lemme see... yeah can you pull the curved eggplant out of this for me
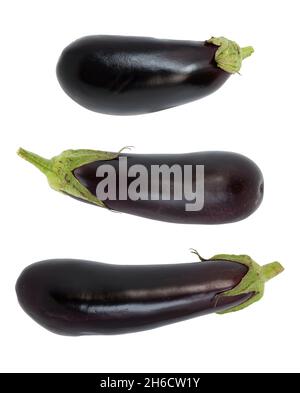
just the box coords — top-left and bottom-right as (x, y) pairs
(18, 148), (264, 224)
(16, 254), (283, 335)
(56, 35), (254, 115)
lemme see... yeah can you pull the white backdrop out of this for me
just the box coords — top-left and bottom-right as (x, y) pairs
(1, 0), (299, 372)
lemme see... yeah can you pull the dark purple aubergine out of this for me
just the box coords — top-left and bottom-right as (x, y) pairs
(17, 148), (264, 224)
(15, 254), (283, 335)
(56, 35), (254, 115)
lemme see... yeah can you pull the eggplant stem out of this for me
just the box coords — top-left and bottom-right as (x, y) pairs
(241, 46), (254, 60)
(209, 254), (284, 314)
(17, 147), (122, 208)
(17, 148), (52, 177)
(261, 262), (284, 282)
(206, 36), (254, 74)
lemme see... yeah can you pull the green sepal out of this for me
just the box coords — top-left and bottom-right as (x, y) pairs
(206, 36), (254, 74)
(18, 148), (121, 208)
(209, 254), (284, 314)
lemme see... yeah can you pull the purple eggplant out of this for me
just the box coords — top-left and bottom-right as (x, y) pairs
(16, 254), (283, 335)
(56, 35), (254, 115)
(17, 148), (264, 225)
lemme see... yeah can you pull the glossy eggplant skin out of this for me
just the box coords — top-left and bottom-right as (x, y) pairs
(16, 259), (251, 336)
(56, 35), (229, 115)
(74, 151), (264, 224)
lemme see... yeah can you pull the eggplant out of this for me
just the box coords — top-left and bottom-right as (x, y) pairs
(18, 148), (263, 224)
(18, 148), (264, 224)
(16, 254), (283, 335)
(56, 35), (254, 115)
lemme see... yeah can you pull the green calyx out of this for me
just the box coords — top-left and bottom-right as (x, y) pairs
(17, 147), (121, 208)
(210, 254), (284, 314)
(206, 36), (254, 74)
(191, 251), (284, 313)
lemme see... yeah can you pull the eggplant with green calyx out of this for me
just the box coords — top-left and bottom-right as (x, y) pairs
(18, 147), (264, 225)
(56, 35), (254, 115)
(16, 253), (283, 336)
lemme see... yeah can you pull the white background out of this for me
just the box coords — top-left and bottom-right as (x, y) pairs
(1, 0), (299, 373)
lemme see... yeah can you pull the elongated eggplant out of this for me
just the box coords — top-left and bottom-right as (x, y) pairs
(16, 254), (283, 335)
(56, 35), (254, 115)
(18, 148), (264, 224)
